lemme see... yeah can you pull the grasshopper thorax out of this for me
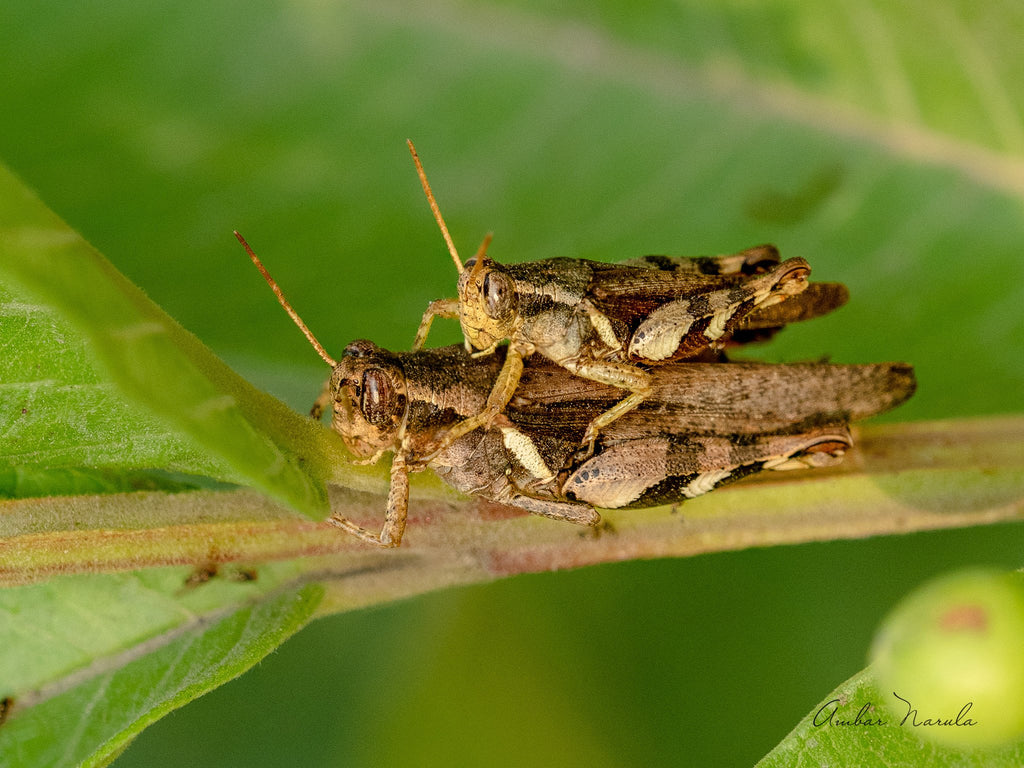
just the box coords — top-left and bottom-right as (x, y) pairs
(457, 256), (518, 351)
(330, 340), (409, 458)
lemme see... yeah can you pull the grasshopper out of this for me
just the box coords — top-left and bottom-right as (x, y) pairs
(427, 351), (915, 513)
(237, 232), (913, 547)
(407, 141), (849, 452)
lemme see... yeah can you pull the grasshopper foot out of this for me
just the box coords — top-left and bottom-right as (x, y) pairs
(574, 428), (599, 464)
(327, 515), (402, 548)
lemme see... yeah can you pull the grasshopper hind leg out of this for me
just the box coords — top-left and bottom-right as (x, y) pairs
(628, 257), (810, 362)
(507, 494), (601, 527)
(560, 357), (654, 452)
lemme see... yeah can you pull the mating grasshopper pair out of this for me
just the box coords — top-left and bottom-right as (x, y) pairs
(237, 145), (914, 547)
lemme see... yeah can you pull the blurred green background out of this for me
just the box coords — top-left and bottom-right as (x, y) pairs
(1, 0), (1022, 765)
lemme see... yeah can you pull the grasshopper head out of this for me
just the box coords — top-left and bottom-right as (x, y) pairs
(330, 340), (409, 458)
(456, 256), (518, 351)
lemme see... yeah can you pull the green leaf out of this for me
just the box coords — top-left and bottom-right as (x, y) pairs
(0, 467), (229, 500)
(0, 570), (323, 768)
(757, 667), (1024, 767)
(0, 166), (355, 519)
(0, 278), (234, 482)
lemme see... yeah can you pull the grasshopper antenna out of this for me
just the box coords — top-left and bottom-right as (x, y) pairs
(407, 139), (463, 274)
(234, 231), (337, 368)
(473, 232), (493, 262)
(469, 232), (492, 282)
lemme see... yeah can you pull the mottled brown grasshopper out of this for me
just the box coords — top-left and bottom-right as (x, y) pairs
(237, 232), (913, 547)
(407, 141), (849, 451)
(331, 341), (914, 544)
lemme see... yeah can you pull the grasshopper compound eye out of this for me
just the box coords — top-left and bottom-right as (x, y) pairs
(360, 368), (402, 428)
(482, 270), (514, 319)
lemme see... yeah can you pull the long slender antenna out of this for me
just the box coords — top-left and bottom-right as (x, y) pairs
(407, 139), (463, 274)
(472, 232), (493, 262)
(234, 231), (337, 368)
(468, 232), (491, 283)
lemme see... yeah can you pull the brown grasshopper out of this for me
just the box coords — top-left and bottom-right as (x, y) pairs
(237, 232), (913, 547)
(417, 349), (915, 515)
(407, 141), (849, 452)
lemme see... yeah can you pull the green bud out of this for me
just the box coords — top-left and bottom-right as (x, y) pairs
(871, 568), (1024, 749)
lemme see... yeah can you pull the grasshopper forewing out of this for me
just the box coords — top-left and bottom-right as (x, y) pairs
(442, 352), (915, 512)
(237, 227), (912, 547)
(406, 141), (849, 453)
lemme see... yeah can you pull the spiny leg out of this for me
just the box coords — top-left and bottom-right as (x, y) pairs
(327, 452), (410, 547)
(412, 235), (493, 350)
(761, 428), (852, 471)
(413, 298), (460, 350)
(422, 345), (526, 462)
(506, 493), (601, 526)
(562, 357), (653, 450)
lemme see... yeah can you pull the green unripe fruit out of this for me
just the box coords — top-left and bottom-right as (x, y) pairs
(871, 568), (1024, 749)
